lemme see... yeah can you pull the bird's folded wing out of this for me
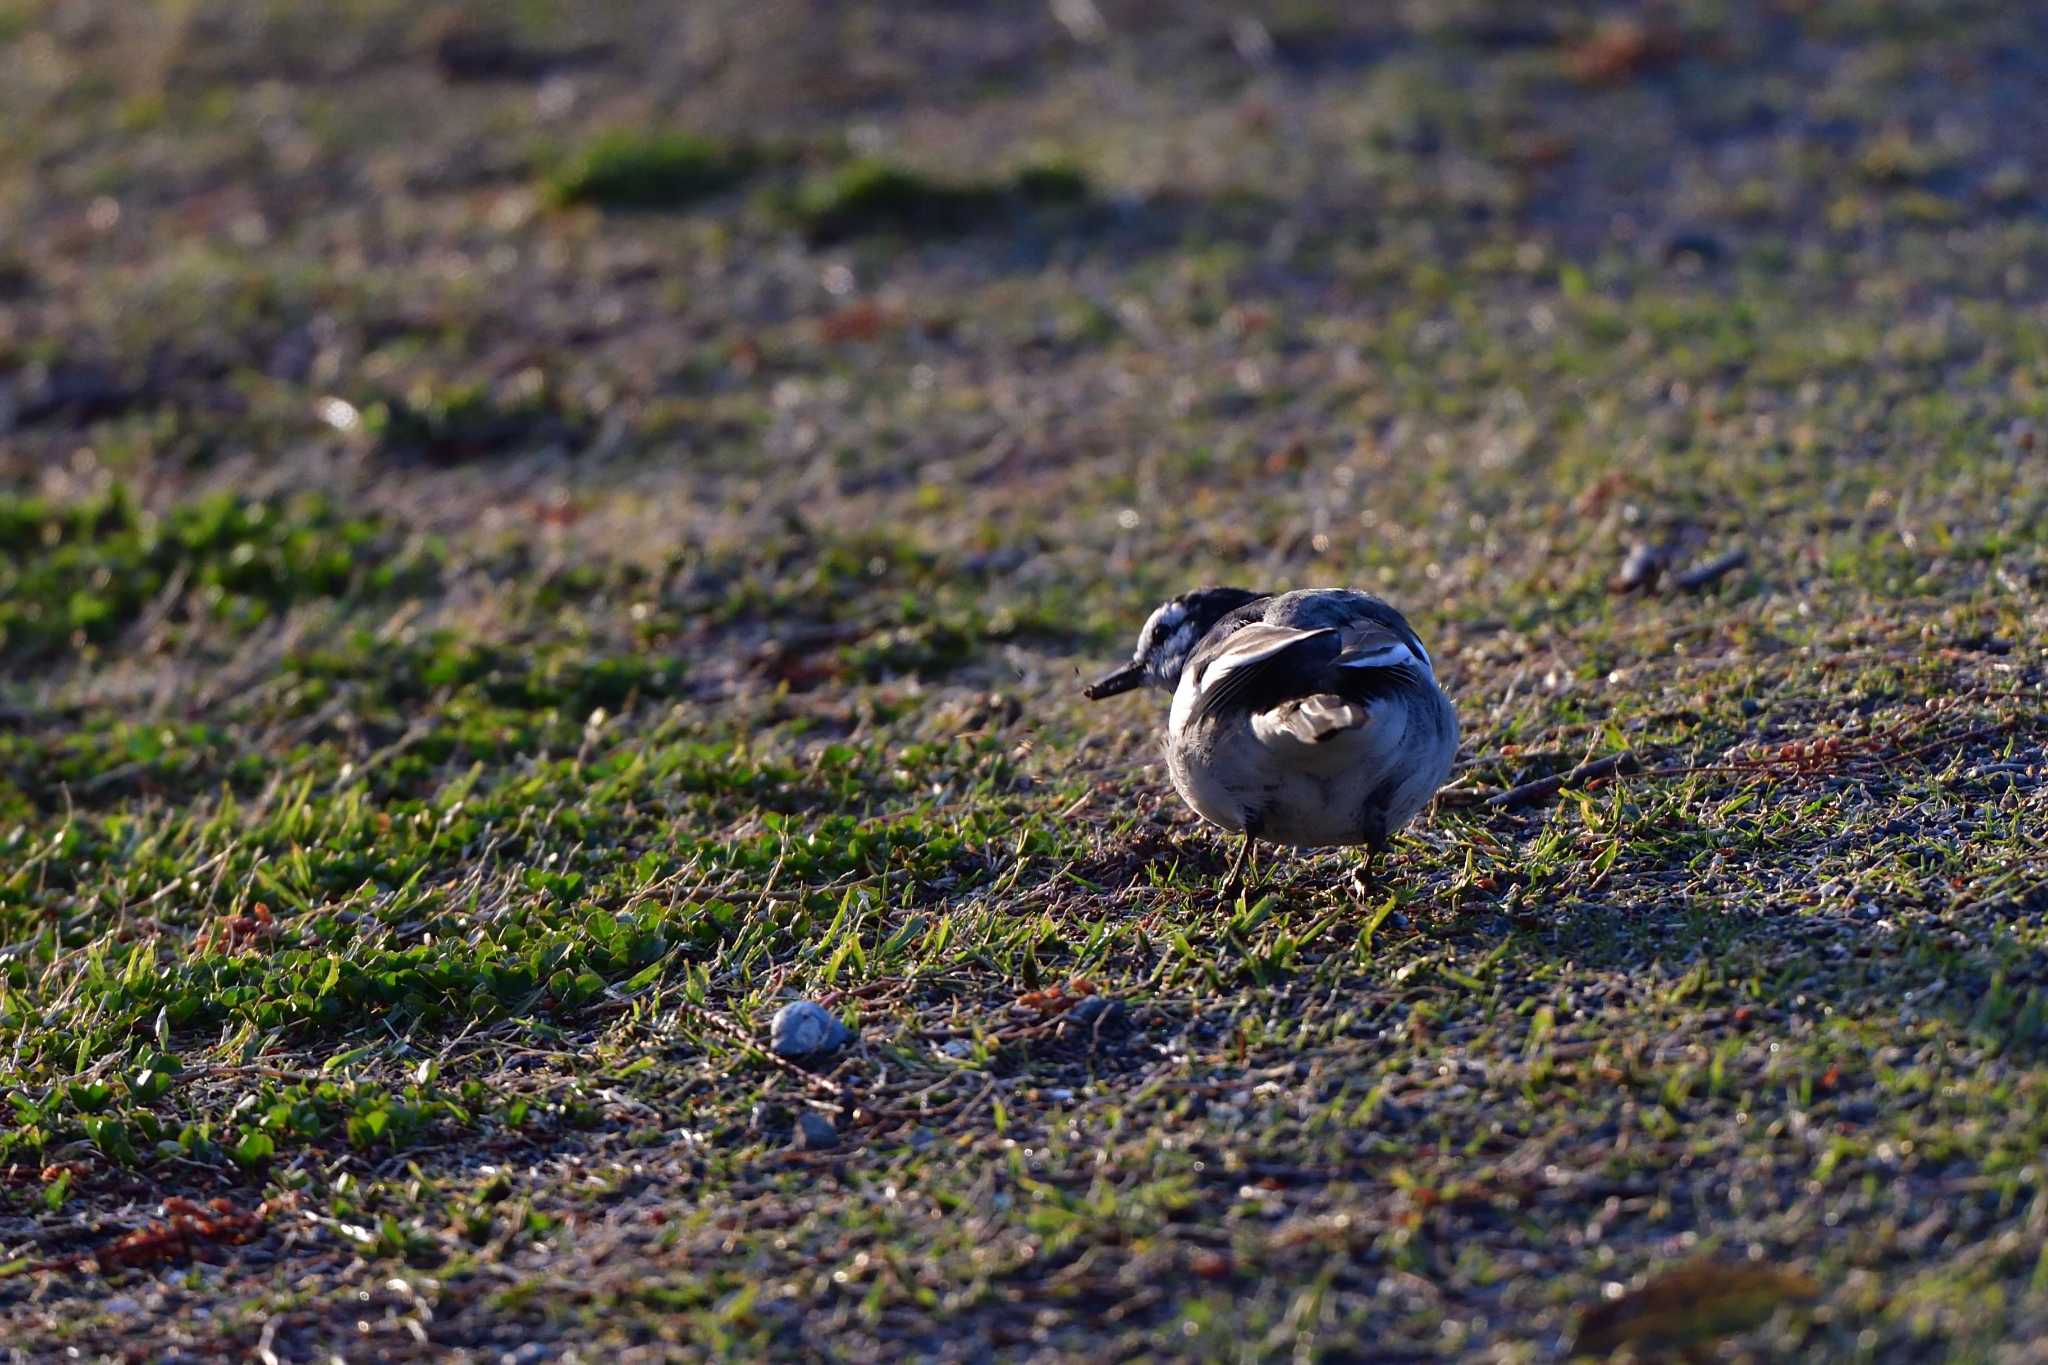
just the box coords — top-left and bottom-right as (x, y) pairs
(1248, 623), (1426, 751)
(1331, 618), (1428, 674)
(1181, 624), (1341, 726)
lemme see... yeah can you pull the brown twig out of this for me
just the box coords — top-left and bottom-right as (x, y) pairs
(1672, 548), (1748, 591)
(1486, 753), (1641, 810)
(1461, 681), (2040, 810)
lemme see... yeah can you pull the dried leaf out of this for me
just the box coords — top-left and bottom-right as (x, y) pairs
(197, 903), (277, 954)
(1016, 978), (1097, 1014)
(36, 1194), (290, 1274)
(1565, 19), (1683, 85)
(1574, 1260), (1818, 1354)
(817, 300), (899, 345)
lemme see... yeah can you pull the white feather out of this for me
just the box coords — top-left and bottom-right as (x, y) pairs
(1251, 695), (1370, 747)
(1336, 640), (1423, 672)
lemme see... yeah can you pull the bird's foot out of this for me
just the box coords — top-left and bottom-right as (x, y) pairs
(1346, 850), (1384, 904)
(1222, 835), (1259, 904)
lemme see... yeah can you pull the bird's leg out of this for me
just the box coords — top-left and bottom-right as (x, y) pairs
(1348, 845), (1380, 903)
(1223, 833), (1256, 901)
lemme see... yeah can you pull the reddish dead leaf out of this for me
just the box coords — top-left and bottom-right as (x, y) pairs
(198, 903), (277, 955)
(1504, 133), (1573, 169)
(1225, 305), (1272, 336)
(1190, 1250), (1232, 1279)
(1565, 18), (1683, 85)
(1261, 439), (1309, 476)
(1574, 1260), (1818, 1355)
(1016, 978), (1098, 1014)
(1573, 470), (1631, 515)
(756, 647), (842, 691)
(4, 1162), (91, 1188)
(39, 1195), (288, 1274)
(817, 300), (899, 345)
(1821, 1064), (1841, 1091)
(532, 495), (581, 528)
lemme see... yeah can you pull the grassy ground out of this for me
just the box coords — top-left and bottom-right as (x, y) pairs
(2, 0), (2047, 1359)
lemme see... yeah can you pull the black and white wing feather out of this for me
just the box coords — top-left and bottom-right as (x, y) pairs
(1172, 623), (1341, 730)
(1169, 597), (1433, 742)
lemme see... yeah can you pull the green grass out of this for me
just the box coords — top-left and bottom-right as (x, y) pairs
(542, 131), (755, 211)
(2, 0), (2047, 1359)
(784, 157), (1093, 243)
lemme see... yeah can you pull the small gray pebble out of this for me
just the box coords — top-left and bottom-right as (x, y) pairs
(1662, 230), (1726, 266)
(908, 1126), (938, 1151)
(793, 1110), (838, 1151)
(771, 1001), (851, 1059)
(1063, 995), (1126, 1034)
(500, 1344), (553, 1365)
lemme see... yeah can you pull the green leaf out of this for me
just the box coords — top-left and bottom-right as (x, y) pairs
(233, 1130), (275, 1166)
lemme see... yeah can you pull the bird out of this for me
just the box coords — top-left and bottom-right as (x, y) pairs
(1083, 587), (1458, 897)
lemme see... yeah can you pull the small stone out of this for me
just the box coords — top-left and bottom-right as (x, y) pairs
(1661, 229), (1726, 267)
(793, 1110), (838, 1151)
(499, 1344), (553, 1365)
(1061, 995), (1126, 1037)
(749, 1102), (790, 1135)
(1610, 541), (1664, 593)
(908, 1127), (938, 1151)
(771, 1001), (851, 1060)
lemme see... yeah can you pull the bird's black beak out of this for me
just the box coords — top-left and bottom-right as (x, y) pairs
(1083, 662), (1145, 700)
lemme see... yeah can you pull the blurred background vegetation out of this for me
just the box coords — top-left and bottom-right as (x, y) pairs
(2, 1), (2047, 1360)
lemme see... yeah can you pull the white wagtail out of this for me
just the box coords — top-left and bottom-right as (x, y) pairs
(1084, 587), (1458, 893)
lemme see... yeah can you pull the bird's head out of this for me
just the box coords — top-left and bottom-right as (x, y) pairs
(1082, 587), (1269, 700)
